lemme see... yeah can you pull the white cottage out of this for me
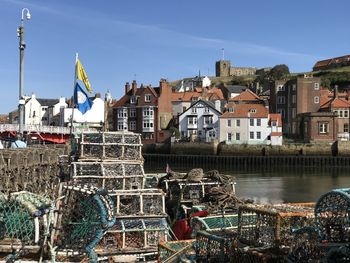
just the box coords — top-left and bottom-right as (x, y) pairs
(178, 100), (221, 142)
(219, 102), (283, 145)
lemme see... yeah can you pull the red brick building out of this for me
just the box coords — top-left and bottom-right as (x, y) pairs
(270, 76), (322, 135)
(113, 79), (173, 144)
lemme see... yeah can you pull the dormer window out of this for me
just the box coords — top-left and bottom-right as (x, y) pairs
(130, 96), (136, 104)
(228, 108), (234, 113)
(145, 94), (151, 102)
(249, 109), (257, 113)
(191, 97), (198, 101)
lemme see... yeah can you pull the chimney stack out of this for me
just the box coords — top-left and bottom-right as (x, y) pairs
(334, 85), (338, 99)
(159, 78), (167, 95)
(132, 80), (137, 95)
(125, 82), (130, 94)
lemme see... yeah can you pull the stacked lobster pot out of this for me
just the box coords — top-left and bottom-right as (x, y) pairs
(55, 132), (169, 262)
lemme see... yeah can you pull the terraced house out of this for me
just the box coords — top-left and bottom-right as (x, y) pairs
(113, 79), (173, 144)
(219, 90), (282, 145)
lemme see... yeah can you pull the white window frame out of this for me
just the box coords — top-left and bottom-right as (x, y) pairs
(250, 131), (254, 139)
(130, 108), (136, 117)
(277, 96), (285, 104)
(145, 94), (151, 102)
(314, 96), (319, 104)
(236, 119), (240, 127)
(236, 132), (240, 140)
(191, 107), (197, 113)
(227, 133), (232, 141)
(314, 83), (320, 90)
(257, 131), (261, 140)
(204, 116), (213, 125)
(129, 120), (136, 130)
(250, 119), (254, 126)
(227, 119), (231, 127)
(257, 118), (261, 126)
(143, 107), (153, 117)
(143, 119), (154, 128)
(319, 122), (329, 134)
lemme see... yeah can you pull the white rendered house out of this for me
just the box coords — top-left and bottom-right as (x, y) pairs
(178, 99), (221, 142)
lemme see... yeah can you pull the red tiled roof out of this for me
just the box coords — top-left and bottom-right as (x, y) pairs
(113, 94), (130, 107)
(221, 103), (268, 118)
(208, 87), (224, 100)
(271, 132), (283, 136)
(269, 113), (282, 127)
(172, 92), (184, 101)
(320, 97), (350, 109)
(230, 89), (260, 102)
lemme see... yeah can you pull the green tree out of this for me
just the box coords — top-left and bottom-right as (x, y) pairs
(270, 64), (290, 80)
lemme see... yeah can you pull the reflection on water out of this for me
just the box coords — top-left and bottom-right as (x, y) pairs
(146, 166), (350, 204)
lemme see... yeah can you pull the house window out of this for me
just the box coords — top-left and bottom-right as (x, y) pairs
(117, 121), (125, 131)
(204, 116), (213, 124)
(227, 133), (232, 141)
(257, 131), (261, 140)
(250, 131), (254, 139)
(345, 110), (349, 118)
(250, 119), (254, 126)
(314, 96), (319, 104)
(191, 97), (198, 101)
(277, 109), (285, 118)
(257, 119), (261, 126)
(236, 119), (240, 127)
(314, 83), (320, 90)
(143, 107), (153, 116)
(188, 117), (197, 125)
(319, 122), (329, 134)
(228, 108), (234, 113)
(271, 121), (277, 127)
(205, 107), (210, 113)
(249, 109), (257, 113)
(344, 123), (349, 133)
(236, 133), (240, 140)
(143, 120), (154, 128)
(191, 107), (197, 113)
(182, 106), (187, 112)
(292, 95), (296, 104)
(227, 119), (231, 127)
(130, 108), (136, 117)
(292, 84), (296, 91)
(277, 96), (285, 104)
(118, 108), (127, 118)
(130, 96), (136, 104)
(277, 85), (285, 91)
(292, 108), (296, 118)
(145, 94), (151, 102)
(129, 121), (136, 130)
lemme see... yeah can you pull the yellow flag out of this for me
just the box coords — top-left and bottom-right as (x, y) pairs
(77, 59), (92, 93)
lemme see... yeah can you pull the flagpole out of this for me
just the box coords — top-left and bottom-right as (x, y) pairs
(70, 53), (78, 152)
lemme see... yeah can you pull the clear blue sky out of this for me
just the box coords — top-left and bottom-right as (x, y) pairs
(1, 0), (349, 114)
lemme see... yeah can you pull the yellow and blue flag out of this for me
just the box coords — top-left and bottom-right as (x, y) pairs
(74, 83), (93, 114)
(77, 59), (92, 93)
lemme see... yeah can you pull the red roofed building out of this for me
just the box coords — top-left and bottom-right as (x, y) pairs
(112, 79), (173, 144)
(313, 55), (350, 71)
(219, 101), (283, 145)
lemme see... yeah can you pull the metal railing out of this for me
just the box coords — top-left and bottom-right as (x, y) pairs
(0, 124), (96, 135)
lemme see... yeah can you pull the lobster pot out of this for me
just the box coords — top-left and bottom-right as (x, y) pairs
(195, 230), (237, 263)
(238, 203), (315, 248)
(71, 161), (145, 190)
(0, 192), (51, 251)
(160, 178), (235, 204)
(109, 189), (166, 218)
(98, 218), (169, 254)
(55, 186), (115, 255)
(158, 240), (195, 263)
(79, 132), (142, 161)
(315, 188), (350, 242)
(231, 246), (286, 263)
(191, 214), (240, 236)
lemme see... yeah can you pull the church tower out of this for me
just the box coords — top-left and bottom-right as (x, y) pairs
(215, 60), (231, 77)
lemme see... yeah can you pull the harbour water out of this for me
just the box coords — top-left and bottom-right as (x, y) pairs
(145, 165), (350, 204)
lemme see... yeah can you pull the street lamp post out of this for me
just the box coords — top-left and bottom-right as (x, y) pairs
(18, 8), (31, 136)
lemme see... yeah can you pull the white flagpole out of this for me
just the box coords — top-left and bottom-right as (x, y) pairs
(70, 53), (78, 140)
